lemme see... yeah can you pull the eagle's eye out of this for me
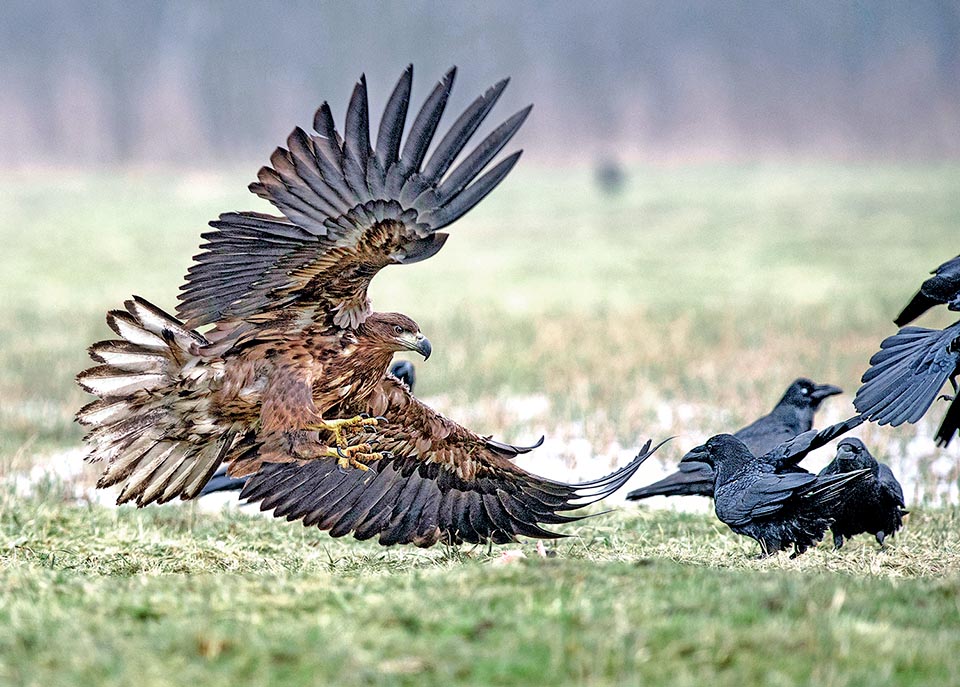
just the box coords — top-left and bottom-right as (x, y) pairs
(394, 325), (403, 335)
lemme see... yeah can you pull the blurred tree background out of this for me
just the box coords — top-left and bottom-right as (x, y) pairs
(2, 0), (959, 167)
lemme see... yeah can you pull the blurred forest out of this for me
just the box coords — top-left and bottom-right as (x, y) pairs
(2, 0), (959, 166)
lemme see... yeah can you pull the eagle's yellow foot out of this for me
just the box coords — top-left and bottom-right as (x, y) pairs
(335, 443), (386, 471)
(310, 415), (386, 448)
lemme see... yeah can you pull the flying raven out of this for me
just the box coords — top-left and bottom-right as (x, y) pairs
(855, 254), (960, 447)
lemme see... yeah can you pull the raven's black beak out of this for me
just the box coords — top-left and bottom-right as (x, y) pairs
(834, 443), (858, 465)
(415, 335), (432, 360)
(680, 443), (711, 466)
(811, 383), (843, 400)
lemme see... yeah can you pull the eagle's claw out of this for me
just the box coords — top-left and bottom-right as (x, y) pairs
(311, 415), (386, 447)
(334, 443), (388, 471)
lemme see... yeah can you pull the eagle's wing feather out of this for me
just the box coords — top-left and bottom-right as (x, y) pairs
(239, 377), (664, 546)
(177, 66), (530, 330)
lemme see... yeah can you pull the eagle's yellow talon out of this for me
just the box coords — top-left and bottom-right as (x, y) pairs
(308, 415), (384, 447)
(335, 443), (381, 471)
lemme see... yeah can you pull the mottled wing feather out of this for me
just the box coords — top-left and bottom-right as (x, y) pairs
(177, 66), (530, 329)
(239, 377), (665, 546)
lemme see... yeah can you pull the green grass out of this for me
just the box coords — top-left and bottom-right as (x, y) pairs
(3, 489), (960, 687)
(2, 163), (960, 685)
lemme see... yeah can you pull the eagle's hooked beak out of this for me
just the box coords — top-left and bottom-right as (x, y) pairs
(415, 334), (432, 360)
(397, 331), (432, 360)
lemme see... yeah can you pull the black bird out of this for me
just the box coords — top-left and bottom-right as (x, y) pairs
(855, 255), (960, 447)
(594, 158), (626, 195)
(626, 378), (843, 501)
(683, 425), (871, 558)
(200, 360), (418, 496)
(818, 438), (908, 549)
(388, 359), (416, 391)
(894, 255), (960, 326)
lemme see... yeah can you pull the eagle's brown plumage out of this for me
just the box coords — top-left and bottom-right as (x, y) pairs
(77, 66), (662, 545)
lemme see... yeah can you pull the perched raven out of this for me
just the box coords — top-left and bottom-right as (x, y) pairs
(894, 254), (960, 326)
(682, 422), (870, 558)
(855, 255), (960, 447)
(200, 359), (418, 496)
(626, 378), (842, 501)
(818, 438), (908, 549)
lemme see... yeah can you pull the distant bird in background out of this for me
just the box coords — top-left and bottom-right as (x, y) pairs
(818, 438), (907, 549)
(855, 254), (960, 447)
(626, 378), (843, 501)
(202, 360), (418, 496)
(594, 158), (626, 195)
(683, 424), (870, 558)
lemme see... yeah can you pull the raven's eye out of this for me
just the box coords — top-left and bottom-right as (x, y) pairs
(394, 325), (403, 334)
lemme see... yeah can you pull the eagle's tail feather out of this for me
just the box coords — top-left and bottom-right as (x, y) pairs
(76, 297), (230, 506)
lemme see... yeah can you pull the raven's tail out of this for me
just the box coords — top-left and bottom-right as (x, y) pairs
(894, 289), (938, 327)
(200, 465), (249, 496)
(76, 297), (235, 506)
(625, 461), (716, 500)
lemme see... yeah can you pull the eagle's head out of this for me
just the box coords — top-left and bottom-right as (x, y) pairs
(360, 312), (432, 359)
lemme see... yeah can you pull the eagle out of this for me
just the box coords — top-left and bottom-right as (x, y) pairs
(77, 66), (663, 547)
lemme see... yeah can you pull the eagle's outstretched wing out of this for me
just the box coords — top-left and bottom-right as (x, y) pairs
(178, 66), (530, 329)
(237, 377), (666, 546)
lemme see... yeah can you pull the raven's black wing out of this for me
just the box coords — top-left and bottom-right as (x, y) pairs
(715, 471), (818, 526)
(762, 415), (865, 471)
(877, 463), (906, 509)
(854, 324), (960, 426)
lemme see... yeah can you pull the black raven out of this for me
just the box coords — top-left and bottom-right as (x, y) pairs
(818, 438), (908, 549)
(626, 378), (843, 501)
(200, 359), (418, 496)
(682, 419), (870, 558)
(894, 254), (960, 326)
(855, 255), (960, 447)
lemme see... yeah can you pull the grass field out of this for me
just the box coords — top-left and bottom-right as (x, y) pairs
(1, 163), (959, 685)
